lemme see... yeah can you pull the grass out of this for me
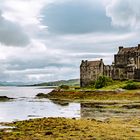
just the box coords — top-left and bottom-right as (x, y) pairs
(36, 81), (140, 102)
(77, 80), (140, 91)
(37, 89), (140, 101)
(101, 80), (126, 90)
(0, 117), (140, 140)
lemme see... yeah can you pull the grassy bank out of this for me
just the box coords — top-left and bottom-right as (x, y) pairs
(0, 117), (140, 140)
(36, 80), (140, 101)
(37, 90), (140, 101)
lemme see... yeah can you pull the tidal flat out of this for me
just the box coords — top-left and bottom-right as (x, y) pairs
(1, 87), (140, 139)
(0, 117), (140, 140)
(33, 88), (140, 139)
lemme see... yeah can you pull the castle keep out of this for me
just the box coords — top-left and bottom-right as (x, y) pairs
(80, 44), (140, 87)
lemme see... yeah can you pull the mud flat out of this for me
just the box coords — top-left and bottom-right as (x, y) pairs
(80, 101), (140, 120)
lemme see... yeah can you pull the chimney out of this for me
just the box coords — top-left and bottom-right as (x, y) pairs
(138, 44), (140, 50)
(119, 46), (123, 51)
(81, 60), (84, 63)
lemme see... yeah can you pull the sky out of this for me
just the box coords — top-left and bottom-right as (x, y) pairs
(0, 0), (140, 83)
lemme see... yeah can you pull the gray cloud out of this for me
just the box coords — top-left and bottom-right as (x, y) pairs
(0, 12), (30, 46)
(3, 50), (103, 71)
(42, 0), (127, 34)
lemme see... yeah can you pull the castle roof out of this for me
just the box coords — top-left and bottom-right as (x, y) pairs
(118, 47), (138, 54)
(86, 60), (101, 66)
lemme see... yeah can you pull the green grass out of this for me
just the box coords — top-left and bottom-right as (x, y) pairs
(36, 80), (140, 102)
(78, 81), (140, 91)
(101, 81), (126, 90)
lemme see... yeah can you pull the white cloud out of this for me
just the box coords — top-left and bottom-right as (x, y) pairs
(106, 0), (140, 29)
(1, 0), (46, 26)
(0, 0), (49, 41)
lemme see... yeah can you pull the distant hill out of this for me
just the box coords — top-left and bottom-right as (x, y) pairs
(0, 81), (34, 86)
(0, 82), (26, 86)
(32, 79), (80, 86)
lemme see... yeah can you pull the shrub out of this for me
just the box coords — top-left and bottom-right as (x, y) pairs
(59, 85), (70, 90)
(126, 80), (134, 84)
(95, 76), (113, 89)
(89, 81), (95, 87)
(123, 82), (139, 90)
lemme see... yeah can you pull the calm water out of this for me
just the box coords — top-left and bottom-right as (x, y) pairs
(0, 86), (80, 122)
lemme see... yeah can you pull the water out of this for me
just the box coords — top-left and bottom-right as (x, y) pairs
(0, 86), (80, 122)
(1, 87), (138, 123)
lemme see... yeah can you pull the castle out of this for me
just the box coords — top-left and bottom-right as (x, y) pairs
(80, 44), (140, 87)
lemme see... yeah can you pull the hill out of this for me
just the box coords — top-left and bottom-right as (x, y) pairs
(0, 81), (29, 86)
(32, 79), (80, 86)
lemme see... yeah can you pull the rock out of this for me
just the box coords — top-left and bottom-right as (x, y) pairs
(0, 96), (12, 101)
(45, 131), (53, 135)
(131, 128), (140, 132)
(51, 99), (69, 106)
(122, 104), (140, 109)
(94, 117), (110, 123)
(36, 93), (47, 98)
(115, 88), (125, 93)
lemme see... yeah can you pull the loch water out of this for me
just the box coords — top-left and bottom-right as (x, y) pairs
(0, 86), (80, 122)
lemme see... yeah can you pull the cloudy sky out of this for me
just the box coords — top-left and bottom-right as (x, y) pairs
(0, 0), (140, 83)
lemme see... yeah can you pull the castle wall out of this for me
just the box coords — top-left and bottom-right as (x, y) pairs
(80, 60), (104, 87)
(104, 65), (113, 78)
(112, 67), (127, 80)
(134, 69), (140, 80)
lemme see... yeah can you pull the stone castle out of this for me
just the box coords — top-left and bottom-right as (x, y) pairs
(80, 44), (140, 87)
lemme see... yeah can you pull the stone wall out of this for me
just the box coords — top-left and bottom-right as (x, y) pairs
(80, 60), (104, 87)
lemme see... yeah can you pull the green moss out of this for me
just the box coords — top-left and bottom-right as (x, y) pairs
(1, 117), (140, 140)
